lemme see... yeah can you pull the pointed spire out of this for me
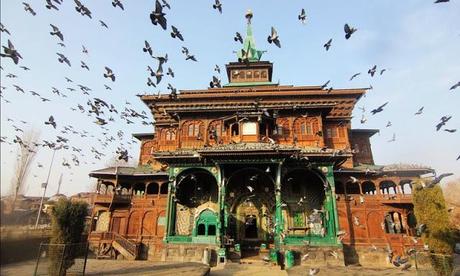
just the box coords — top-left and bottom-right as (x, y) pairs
(237, 10), (264, 63)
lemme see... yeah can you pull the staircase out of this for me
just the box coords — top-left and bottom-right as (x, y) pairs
(112, 233), (140, 260)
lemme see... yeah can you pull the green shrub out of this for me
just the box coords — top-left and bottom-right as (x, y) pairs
(48, 199), (88, 276)
(413, 184), (453, 275)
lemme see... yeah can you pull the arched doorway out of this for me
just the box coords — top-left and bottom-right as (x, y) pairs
(281, 168), (327, 237)
(225, 167), (275, 245)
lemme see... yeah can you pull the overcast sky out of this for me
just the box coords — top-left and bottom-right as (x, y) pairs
(1, 1), (459, 197)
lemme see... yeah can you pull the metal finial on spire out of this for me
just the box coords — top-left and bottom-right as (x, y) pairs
(245, 9), (253, 24)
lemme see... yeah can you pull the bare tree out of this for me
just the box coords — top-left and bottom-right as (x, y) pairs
(11, 128), (41, 210)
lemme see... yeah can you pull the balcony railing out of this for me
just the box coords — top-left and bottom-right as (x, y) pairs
(93, 194), (132, 204)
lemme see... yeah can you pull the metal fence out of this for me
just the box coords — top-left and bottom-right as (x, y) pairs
(414, 251), (453, 276)
(34, 242), (89, 276)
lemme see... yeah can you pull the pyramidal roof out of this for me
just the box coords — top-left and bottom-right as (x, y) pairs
(237, 10), (265, 62)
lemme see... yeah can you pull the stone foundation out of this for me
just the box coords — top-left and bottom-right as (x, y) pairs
(160, 243), (220, 265)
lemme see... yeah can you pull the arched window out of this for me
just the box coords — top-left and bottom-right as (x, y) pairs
(400, 180), (412, 195)
(293, 117), (319, 140)
(346, 181), (361, 194)
(182, 121), (204, 141)
(380, 181), (398, 195)
(362, 181), (377, 195)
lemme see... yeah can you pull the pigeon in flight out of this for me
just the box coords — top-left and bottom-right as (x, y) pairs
(81, 61), (89, 70)
(50, 24), (64, 41)
(349, 73), (361, 81)
(414, 107), (424, 115)
(386, 121), (392, 127)
(436, 115), (452, 131)
(45, 116), (57, 129)
(182, 47), (197, 61)
(99, 20), (109, 28)
(152, 64), (164, 84)
(154, 53), (168, 65)
(298, 8), (307, 24)
(388, 133), (396, 142)
(103, 66), (116, 81)
(234, 32), (243, 44)
(112, 0), (124, 10)
(371, 102), (389, 115)
(0, 23), (10, 35)
(267, 27), (281, 48)
(104, 84), (112, 90)
(215, 65), (221, 74)
(1, 40), (23, 64)
(13, 85), (25, 93)
(161, 0), (170, 9)
(170, 26), (184, 41)
(380, 69), (387, 75)
(143, 40), (153, 56)
(323, 38), (332, 51)
(147, 77), (156, 87)
(213, 0), (222, 14)
(344, 24), (357, 39)
(23, 2), (37, 16)
(444, 129), (457, 133)
(209, 76), (221, 88)
(82, 45), (88, 54)
(167, 67), (174, 78)
(45, 0), (59, 10)
(368, 65), (377, 77)
(57, 53), (71, 66)
(320, 80), (330, 89)
(150, 0), (167, 30)
(20, 66), (30, 71)
(450, 81), (460, 91)
(74, 0), (92, 18)
(434, 0), (449, 3)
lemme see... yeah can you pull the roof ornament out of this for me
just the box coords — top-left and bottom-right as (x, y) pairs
(236, 9), (265, 63)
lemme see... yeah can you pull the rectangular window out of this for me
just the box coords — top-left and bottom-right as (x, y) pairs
(277, 126), (283, 135)
(300, 123), (312, 135)
(326, 127), (338, 138)
(242, 122), (257, 135)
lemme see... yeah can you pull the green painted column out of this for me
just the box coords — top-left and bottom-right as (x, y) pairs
(274, 162), (283, 249)
(324, 165), (340, 243)
(164, 166), (176, 240)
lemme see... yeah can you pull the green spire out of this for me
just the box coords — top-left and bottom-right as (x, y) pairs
(237, 10), (264, 62)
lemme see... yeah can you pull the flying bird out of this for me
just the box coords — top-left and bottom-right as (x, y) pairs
(267, 27), (281, 48)
(444, 129), (457, 133)
(150, 0), (167, 30)
(0, 23), (10, 35)
(99, 20), (109, 28)
(170, 26), (184, 41)
(434, 0), (449, 3)
(370, 102), (389, 115)
(74, 0), (92, 18)
(56, 53), (71, 66)
(82, 45), (88, 54)
(143, 40), (153, 56)
(386, 121), (392, 127)
(298, 8), (307, 24)
(214, 65), (221, 74)
(45, 116), (57, 129)
(435, 115), (452, 131)
(450, 81), (460, 91)
(22, 2), (37, 16)
(368, 65), (377, 77)
(20, 66), (30, 71)
(103, 66), (116, 81)
(349, 73), (361, 81)
(209, 76), (221, 88)
(234, 32), (243, 44)
(45, 0), (59, 10)
(323, 38), (332, 51)
(167, 67), (174, 78)
(213, 0), (222, 14)
(50, 24), (64, 41)
(147, 77), (156, 87)
(1, 40), (23, 64)
(388, 133), (396, 143)
(112, 0), (124, 10)
(152, 64), (164, 84)
(344, 24), (357, 39)
(320, 80), (330, 89)
(81, 61), (89, 70)
(414, 107), (424, 115)
(182, 47), (197, 61)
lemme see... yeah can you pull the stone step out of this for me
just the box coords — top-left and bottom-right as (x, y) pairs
(112, 240), (136, 261)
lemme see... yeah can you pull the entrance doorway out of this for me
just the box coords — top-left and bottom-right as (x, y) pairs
(245, 215), (258, 239)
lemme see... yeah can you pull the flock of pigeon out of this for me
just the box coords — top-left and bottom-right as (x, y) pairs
(0, 0), (458, 195)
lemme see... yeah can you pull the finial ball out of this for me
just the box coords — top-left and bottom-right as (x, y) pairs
(245, 9), (253, 20)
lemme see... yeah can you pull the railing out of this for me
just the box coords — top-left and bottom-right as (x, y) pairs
(113, 233), (139, 258)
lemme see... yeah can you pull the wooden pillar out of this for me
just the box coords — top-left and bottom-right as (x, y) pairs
(274, 162), (283, 250)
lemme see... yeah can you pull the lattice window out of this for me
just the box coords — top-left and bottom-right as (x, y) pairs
(182, 121), (204, 141)
(293, 117), (318, 140)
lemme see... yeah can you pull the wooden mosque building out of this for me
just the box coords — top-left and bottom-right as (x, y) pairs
(87, 12), (432, 266)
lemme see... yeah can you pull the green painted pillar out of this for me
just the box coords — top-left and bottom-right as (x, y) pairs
(274, 162), (283, 249)
(165, 166), (176, 240)
(324, 165), (340, 243)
